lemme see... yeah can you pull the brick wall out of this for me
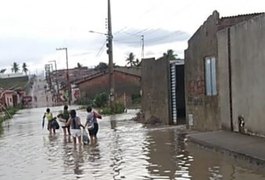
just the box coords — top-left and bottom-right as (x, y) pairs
(78, 70), (141, 106)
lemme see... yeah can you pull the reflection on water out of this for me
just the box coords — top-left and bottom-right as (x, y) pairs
(0, 108), (265, 180)
(145, 131), (191, 179)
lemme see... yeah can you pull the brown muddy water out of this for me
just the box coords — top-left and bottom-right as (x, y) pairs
(0, 106), (265, 180)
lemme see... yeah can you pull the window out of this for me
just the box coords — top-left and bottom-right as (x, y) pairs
(205, 57), (217, 96)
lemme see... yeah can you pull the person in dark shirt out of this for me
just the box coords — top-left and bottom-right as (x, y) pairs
(57, 105), (71, 136)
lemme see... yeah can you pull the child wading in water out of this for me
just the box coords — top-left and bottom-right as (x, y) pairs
(65, 109), (84, 145)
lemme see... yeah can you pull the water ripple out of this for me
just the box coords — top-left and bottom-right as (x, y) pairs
(0, 109), (265, 179)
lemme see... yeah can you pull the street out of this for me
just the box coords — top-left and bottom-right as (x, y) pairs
(0, 106), (265, 179)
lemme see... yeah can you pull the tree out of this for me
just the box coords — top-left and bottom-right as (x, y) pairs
(11, 62), (19, 73)
(94, 62), (108, 72)
(77, 62), (82, 68)
(135, 58), (141, 67)
(126, 52), (136, 67)
(162, 49), (178, 60)
(0, 69), (6, 73)
(22, 63), (28, 75)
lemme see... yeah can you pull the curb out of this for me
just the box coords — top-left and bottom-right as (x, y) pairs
(187, 134), (265, 167)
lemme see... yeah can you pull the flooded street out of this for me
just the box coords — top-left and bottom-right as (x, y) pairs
(0, 107), (265, 180)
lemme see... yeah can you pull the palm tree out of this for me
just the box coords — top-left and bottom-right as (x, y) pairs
(77, 62), (82, 68)
(0, 69), (6, 73)
(22, 63), (28, 75)
(135, 58), (141, 67)
(126, 52), (135, 67)
(11, 62), (19, 73)
(162, 49), (177, 60)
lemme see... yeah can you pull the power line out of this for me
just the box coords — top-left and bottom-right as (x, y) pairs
(96, 40), (107, 57)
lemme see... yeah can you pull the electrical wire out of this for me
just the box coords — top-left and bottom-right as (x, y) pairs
(96, 40), (107, 57)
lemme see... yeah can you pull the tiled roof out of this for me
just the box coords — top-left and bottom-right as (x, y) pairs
(221, 12), (264, 20)
(75, 68), (141, 85)
(218, 12), (265, 30)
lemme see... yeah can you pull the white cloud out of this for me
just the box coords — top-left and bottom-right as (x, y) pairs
(0, 0), (264, 74)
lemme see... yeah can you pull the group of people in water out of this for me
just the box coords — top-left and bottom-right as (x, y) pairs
(42, 105), (102, 145)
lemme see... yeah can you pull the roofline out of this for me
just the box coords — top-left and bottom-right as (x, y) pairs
(75, 69), (141, 85)
(221, 12), (264, 20)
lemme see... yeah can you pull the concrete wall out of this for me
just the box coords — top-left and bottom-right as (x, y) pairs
(141, 58), (171, 124)
(217, 28), (231, 131)
(185, 11), (221, 131)
(218, 14), (265, 136)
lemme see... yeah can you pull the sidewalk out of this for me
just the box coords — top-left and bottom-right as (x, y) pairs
(187, 130), (265, 166)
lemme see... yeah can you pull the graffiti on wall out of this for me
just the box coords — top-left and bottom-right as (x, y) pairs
(187, 77), (205, 106)
(187, 77), (205, 96)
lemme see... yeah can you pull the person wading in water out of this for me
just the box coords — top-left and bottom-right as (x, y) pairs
(65, 109), (84, 145)
(42, 108), (57, 135)
(57, 105), (71, 136)
(85, 106), (102, 142)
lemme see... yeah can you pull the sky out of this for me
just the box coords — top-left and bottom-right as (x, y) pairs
(0, 0), (264, 74)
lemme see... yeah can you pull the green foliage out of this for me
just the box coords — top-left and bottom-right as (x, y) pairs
(76, 92), (125, 115)
(11, 62), (20, 73)
(101, 106), (112, 114)
(112, 102), (126, 113)
(77, 62), (82, 68)
(0, 107), (20, 127)
(76, 98), (93, 106)
(75, 92), (108, 108)
(132, 93), (141, 104)
(101, 102), (125, 115)
(162, 49), (178, 60)
(94, 92), (108, 108)
(0, 69), (6, 73)
(125, 52), (141, 67)
(94, 62), (108, 72)
(22, 63), (28, 75)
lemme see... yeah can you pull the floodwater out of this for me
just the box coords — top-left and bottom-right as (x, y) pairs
(0, 107), (265, 180)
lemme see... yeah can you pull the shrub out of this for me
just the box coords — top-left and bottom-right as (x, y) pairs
(94, 92), (108, 108)
(101, 102), (125, 114)
(0, 107), (20, 127)
(76, 98), (93, 106)
(132, 93), (141, 105)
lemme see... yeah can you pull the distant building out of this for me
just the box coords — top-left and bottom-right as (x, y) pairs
(0, 75), (29, 89)
(50, 66), (95, 88)
(0, 89), (18, 109)
(75, 67), (141, 107)
(0, 73), (25, 79)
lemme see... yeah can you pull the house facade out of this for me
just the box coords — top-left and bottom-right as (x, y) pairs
(0, 90), (18, 108)
(217, 13), (265, 136)
(185, 10), (265, 135)
(76, 68), (141, 107)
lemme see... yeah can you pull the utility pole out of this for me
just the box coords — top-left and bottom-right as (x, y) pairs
(141, 35), (144, 59)
(56, 47), (71, 105)
(49, 60), (59, 105)
(107, 0), (114, 107)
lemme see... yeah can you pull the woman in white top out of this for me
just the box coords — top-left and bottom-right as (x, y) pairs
(85, 106), (102, 140)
